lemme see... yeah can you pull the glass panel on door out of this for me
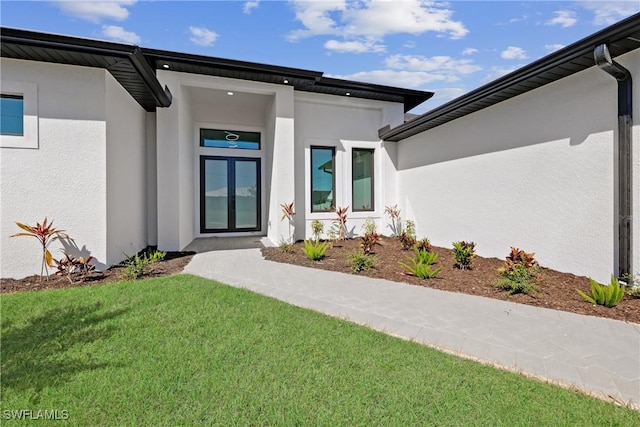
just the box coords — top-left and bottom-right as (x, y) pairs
(200, 156), (261, 233)
(202, 159), (229, 230)
(234, 160), (258, 229)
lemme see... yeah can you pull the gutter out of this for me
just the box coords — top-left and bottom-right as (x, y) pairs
(129, 47), (172, 107)
(594, 44), (633, 279)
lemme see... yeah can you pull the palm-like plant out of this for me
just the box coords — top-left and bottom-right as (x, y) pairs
(280, 202), (295, 243)
(333, 206), (349, 240)
(11, 218), (70, 281)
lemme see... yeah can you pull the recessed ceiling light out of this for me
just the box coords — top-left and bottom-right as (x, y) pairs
(345, 92), (351, 96)
(283, 79), (289, 84)
(227, 91), (234, 96)
(162, 64), (170, 69)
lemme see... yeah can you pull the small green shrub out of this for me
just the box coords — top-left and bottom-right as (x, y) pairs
(399, 248), (442, 279)
(302, 240), (330, 261)
(452, 241), (476, 270)
(362, 217), (377, 235)
(123, 248), (166, 280)
(311, 219), (324, 242)
(279, 239), (294, 253)
(494, 263), (538, 295)
(399, 220), (416, 250)
(577, 276), (625, 308)
(349, 251), (376, 273)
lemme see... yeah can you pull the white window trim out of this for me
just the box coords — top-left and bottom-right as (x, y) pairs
(0, 81), (38, 149)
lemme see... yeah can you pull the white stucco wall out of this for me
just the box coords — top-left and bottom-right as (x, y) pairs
(396, 50), (639, 283)
(155, 71), (295, 249)
(105, 73), (148, 264)
(0, 59), (108, 278)
(293, 93), (404, 239)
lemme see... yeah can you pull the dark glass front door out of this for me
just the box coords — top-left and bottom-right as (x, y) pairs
(200, 156), (261, 233)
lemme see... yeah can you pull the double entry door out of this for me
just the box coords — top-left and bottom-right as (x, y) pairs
(200, 156), (261, 233)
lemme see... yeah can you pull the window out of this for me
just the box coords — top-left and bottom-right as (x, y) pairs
(352, 148), (374, 211)
(200, 128), (260, 150)
(0, 82), (38, 149)
(1, 94), (24, 136)
(311, 146), (335, 212)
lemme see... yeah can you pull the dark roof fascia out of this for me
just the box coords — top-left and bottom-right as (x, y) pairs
(142, 47), (324, 81)
(314, 76), (434, 112)
(380, 12), (640, 142)
(1, 27), (433, 113)
(143, 49), (433, 112)
(1, 27), (172, 110)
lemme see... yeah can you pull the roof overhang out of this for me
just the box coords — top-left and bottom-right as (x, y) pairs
(1, 27), (172, 111)
(380, 12), (640, 142)
(1, 27), (432, 113)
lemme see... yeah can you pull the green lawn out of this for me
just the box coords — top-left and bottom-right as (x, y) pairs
(1, 275), (639, 426)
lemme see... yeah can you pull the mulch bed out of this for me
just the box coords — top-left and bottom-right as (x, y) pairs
(1, 252), (195, 294)
(3, 239), (639, 325)
(262, 237), (640, 324)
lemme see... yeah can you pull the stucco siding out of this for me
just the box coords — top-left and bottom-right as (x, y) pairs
(397, 50), (639, 283)
(294, 93), (403, 239)
(105, 72), (148, 265)
(0, 59), (107, 278)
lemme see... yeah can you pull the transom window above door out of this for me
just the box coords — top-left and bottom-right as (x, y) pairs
(200, 128), (260, 150)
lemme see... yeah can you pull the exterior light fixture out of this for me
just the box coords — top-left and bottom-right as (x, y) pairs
(345, 92), (351, 96)
(162, 64), (170, 69)
(227, 91), (234, 96)
(283, 79), (289, 84)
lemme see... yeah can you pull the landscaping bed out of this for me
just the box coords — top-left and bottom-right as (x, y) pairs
(0, 251), (194, 294)
(262, 237), (640, 324)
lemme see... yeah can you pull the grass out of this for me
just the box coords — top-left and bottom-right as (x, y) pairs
(1, 275), (639, 426)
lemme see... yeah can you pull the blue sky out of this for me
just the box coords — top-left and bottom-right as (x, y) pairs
(1, 1), (638, 113)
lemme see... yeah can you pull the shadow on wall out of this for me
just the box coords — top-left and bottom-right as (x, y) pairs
(60, 238), (108, 272)
(397, 70), (617, 171)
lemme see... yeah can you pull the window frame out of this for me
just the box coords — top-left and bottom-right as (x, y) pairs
(199, 128), (260, 150)
(351, 148), (375, 212)
(310, 145), (336, 213)
(0, 81), (38, 149)
(0, 94), (25, 136)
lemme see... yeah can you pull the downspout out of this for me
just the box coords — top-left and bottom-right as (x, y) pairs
(594, 44), (633, 279)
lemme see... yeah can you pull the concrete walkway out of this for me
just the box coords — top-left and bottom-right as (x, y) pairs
(184, 248), (640, 409)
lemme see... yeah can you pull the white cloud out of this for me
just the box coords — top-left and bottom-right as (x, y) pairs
(101, 25), (140, 44)
(324, 39), (385, 53)
(462, 48), (478, 55)
(243, 1), (260, 14)
(54, 1), (136, 23)
(328, 69), (449, 88)
(326, 52), (482, 91)
(385, 54), (481, 75)
(579, 1), (639, 25)
(545, 43), (565, 52)
(429, 86), (467, 103)
(287, 0), (468, 43)
(501, 46), (527, 60)
(481, 65), (520, 83)
(546, 10), (578, 28)
(189, 26), (219, 47)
